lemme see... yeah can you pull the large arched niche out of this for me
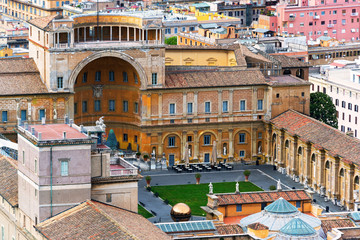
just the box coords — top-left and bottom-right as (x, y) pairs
(72, 53), (145, 151)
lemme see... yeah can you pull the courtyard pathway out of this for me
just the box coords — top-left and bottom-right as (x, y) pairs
(139, 164), (343, 223)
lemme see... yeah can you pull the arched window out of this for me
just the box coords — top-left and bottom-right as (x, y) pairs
(325, 161), (330, 169)
(311, 154), (316, 162)
(298, 147), (302, 155)
(285, 140), (290, 148)
(355, 176), (359, 185)
(257, 141), (262, 153)
(340, 168), (345, 177)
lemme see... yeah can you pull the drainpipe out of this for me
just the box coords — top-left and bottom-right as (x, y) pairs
(50, 146), (53, 217)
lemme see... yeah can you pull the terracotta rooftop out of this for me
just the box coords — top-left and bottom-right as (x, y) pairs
(321, 219), (356, 235)
(240, 45), (272, 63)
(35, 200), (170, 240)
(0, 155), (18, 207)
(247, 222), (269, 230)
(29, 124), (88, 141)
(266, 75), (312, 87)
(271, 55), (310, 68)
(28, 15), (59, 30)
(164, 69), (267, 89)
(215, 189), (311, 206)
(0, 58), (49, 95)
(271, 110), (360, 166)
(215, 224), (244, 235)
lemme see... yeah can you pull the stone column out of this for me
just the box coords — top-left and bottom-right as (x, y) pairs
(306, 143), (312, 183)
(332, 157), (340, 200)
(319, 150), (326, 188)
(158, 93), (162, 118)
(348, 165), (355, 210)
(194, 91), (198, 117)
(194, 131), (199, 161)
(158, 133), (163, 156)
(119, 26), (122, 42)
(183, 92), (186, 117)
(181, 131), (187, 161)
(292, 136), (298, 175)
(133, 28), (136, 41)
(139, 28), (142, 42)
(279, 130), (285, 167)
(229, 129), (234, 159)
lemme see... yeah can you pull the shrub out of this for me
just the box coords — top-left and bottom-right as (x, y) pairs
(136, 152), (141, 156)
(143, 154), (149, 159)
(146, 186), (152, 191)
(154, 192), (159, 197)
(269, 185), (276, 191)
(164, 199), (169, 204)
(145, 176), (152, 181)
(195, 173), (201, 179)
(244, 170), (251, 176)
(165, 36), (177, 45)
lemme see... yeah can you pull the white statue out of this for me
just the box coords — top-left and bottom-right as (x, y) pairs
(53, 109), (57, 120)
(354, 190), (359, 201)
(96, 116), (106, 131)
(209, 182), (213, 194)
(223, 146), (227, 155)
(189, 148), (191, 157)
(277, 179), (282, 190)
(236, 182), (239, 193)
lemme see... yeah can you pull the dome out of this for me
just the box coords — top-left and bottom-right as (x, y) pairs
(280, 217), (317, 236)
(170, 203), (191, 222)
(264, 197), (298, 214)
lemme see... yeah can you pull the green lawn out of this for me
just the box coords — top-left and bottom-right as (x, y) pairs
(138, 204), (154, 219)
(151, 181), (262, 216)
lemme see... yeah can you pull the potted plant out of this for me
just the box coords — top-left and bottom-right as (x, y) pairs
(143, 154), (149, 161)
(145, 175), (152, 187)
(136, 152), (141, 159)
(244, 170), (251, 182)
(195, 173), (201, 184)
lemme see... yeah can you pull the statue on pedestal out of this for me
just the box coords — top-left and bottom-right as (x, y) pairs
(235, 182), (239, 193)
(209, 182), (213, 194)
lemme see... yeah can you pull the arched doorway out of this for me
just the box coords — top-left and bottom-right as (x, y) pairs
(311, 153), (316, 186)
(325, 160), (331, 196)
(296, 68), (305, 79)
(73, 56), (142, 151)
(272, 134), (277, 164)
(283, 69), (291, 75)
(297, 146), (303, 177)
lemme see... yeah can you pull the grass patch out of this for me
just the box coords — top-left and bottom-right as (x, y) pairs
(138, 204), (154, 219)
(151, 181), (262, 216)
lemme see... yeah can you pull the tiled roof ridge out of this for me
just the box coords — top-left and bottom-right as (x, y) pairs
(86, 201), (139, 240)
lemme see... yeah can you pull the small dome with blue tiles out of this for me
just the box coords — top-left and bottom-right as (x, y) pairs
(264, 197), (298, 214)
(279, 217), (316, 236)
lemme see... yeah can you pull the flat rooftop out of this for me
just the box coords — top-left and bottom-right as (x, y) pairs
(29, 124), (88, 141)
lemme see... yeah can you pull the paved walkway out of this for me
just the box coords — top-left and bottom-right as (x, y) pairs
(139, 164), (343, 223)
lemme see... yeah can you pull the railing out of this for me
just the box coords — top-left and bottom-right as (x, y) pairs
(110, 157), (138, 176)
(351, 12), (358, 16)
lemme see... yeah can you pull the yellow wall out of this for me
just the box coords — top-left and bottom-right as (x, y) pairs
(0, 47), (13, 57)
(165, 49), (237, 66)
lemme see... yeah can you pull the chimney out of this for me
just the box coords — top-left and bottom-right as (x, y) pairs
(63, 131), (66, 139)
(346, 130), (354, 137)
(41, 117), (46, 125)
(38, 132), (42, 140)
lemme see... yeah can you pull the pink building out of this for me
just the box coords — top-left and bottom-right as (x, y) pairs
(276, 0), (360, 42)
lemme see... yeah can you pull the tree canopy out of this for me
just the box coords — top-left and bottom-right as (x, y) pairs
(310, 92), (338, 129)
(165, 36), (177, 45)
(106, 129), (118, 150)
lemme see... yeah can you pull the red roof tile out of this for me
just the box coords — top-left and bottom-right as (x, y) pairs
(321, 219), (356, 234)
(216, 224), (244, 235)
(271, 110), (360, 167)
(0, 155), (18, 207)
(215, 190), (310, 206)
(248, 222), (269, 230)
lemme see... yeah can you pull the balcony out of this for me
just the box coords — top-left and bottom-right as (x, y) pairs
(289, 16), (296, 21)
(313, 15), (320, 20)
(327, 24), (334, 28)
(351, 12), (358, 16)
(110, 157), (138, 176)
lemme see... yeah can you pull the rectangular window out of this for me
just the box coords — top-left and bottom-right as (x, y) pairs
(296, 201), (301, 208)
(134, 102), (139, 113)
(109, 100), (115, 111)
(240, 100), (246, 111)
(236, 204), (242, 212)
(123, 101), (128, 112)
(152, 73), (157, 85)
(2, 111), (7, 122)
(60, 160), (68, 176)
(187, 103), (193, 114)
(82, 101), (87, 113)
(34, 158), (37, 174)
(168, 136), (175, 147)
(257, 99), (263, 110)
(109, 71), (114, 81)
(239, 133), (246, 143)
(106, 193), (112, 202)
(123, 71), (128, 82)
(57, 77), (63, 89)
(21, 110), (27, 121)
(123, 133), (128, 142)
(239, 150), (245, 157)
(134, 135), (138, 143)
(261, 202), (267, 210)
(222, 101), (228, 112)
(205, 102), (211, 113)
(169, 103), (175, 115)
(39, 109), (45, 121)
(95, 71), (101, 81)
(134, 73), (138, 84)
(94, 100), (101, 112)
(74, 103), (78, 115)
(82, 72), (87, 82)
(204, 135), (211, 145)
